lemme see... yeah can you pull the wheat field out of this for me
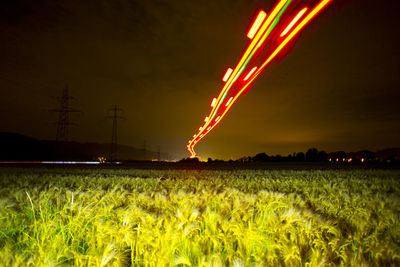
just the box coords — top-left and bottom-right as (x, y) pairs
(0, 168), (399, 266)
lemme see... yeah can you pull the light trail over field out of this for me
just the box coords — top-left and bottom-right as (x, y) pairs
(187, 0), (333, 158)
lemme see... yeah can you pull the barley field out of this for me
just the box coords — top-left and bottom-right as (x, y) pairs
(0, 167), (399, 266)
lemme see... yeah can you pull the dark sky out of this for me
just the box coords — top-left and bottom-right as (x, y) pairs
(1, 0), (399, 160)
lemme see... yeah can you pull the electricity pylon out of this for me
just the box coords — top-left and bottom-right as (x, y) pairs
(107, 104), (125, 162)
(48, 85), (80, 141)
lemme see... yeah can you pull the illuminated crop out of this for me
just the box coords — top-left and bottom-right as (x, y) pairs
(187, 0), (333, 158)
(0, 168), (399, 265)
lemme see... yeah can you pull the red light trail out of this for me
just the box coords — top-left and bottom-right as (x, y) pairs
(187, 0), (333, 158)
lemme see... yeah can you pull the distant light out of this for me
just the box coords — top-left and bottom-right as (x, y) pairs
(193, 134), (196, 138)
(204, 117), (209, 122)
(348, 158), (352, 163)
(247, 10), (267, 39)
(244, 66), (258, 81)
(361, 158), (365, 163)
(222, 68), (233, 82)
(336, 158), (339, 162)
(280, 7), (308, 37)
(226, 97), (233, 107)
(198, 127), (202, 131)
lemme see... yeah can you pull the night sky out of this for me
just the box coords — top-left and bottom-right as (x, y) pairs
(1, 0), (399, 160)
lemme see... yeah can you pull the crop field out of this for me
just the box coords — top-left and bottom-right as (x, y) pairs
(0, 167), (399, 266)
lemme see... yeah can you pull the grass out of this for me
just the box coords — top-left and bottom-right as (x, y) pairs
(0, 167), (399, 266)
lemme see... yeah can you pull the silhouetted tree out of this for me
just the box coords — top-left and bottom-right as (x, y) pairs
(252, 152), (269, 162)
(306, 148), (319, 161)
(334, 151), (347, 160)
(295, 152), (305, 161)
(317, 150), (328, 161)
(179, 157), (199, 163)
(236, 156), (251, 162)
(361, 150), (375, 160)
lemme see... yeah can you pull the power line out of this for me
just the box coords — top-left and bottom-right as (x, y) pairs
(48, 84), (80, 141)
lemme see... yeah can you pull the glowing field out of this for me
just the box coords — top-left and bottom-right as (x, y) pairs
(0, 168), (399, 266)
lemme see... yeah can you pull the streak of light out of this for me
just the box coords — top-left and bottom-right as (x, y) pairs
(280, 7), (308, 37)
(195, 0), (289, 134)
(0, 161), (102, 165)
(247, 10), (267, 39)
(222, 68), (233, 82)
(211, 98), (217, 107)
(244, 66), (258, 81)
(187, 0), (332, 158)
(226, 97), (233, 106)
(253, 0), (332, 78)
(189, 0), (291, 157)
(42, 161), (102, 164)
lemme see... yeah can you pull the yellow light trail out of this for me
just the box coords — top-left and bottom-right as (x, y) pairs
(281, 7), (308, 37)
(247, 10), (267, 39)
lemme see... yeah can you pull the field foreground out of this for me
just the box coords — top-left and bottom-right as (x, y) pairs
(0, 168), (399, 266)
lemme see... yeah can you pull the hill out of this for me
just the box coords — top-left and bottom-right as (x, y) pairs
(0, 132), (160, 161)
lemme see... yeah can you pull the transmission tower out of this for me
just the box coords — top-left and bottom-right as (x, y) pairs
(107, 104), (125, 162)
(48, 85), (80, 141)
